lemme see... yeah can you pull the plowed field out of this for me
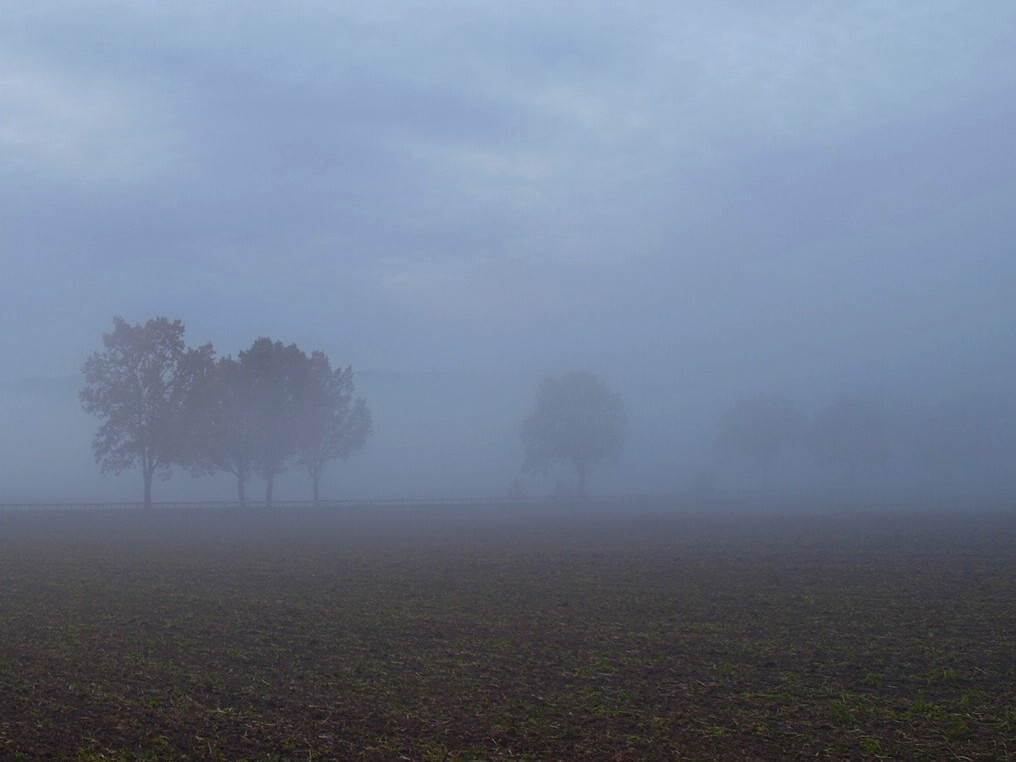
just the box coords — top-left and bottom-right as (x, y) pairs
(1, 503), (1013, 760)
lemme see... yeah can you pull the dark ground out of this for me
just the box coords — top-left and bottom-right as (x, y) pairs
(0, 500), (1014, 760)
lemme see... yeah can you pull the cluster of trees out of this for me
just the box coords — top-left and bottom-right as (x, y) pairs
(81, 317), (372, 509)
(714, 391), (1016, 489)
(714, 393), (898, 486)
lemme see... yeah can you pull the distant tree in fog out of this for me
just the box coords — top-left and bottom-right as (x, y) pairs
(295, 352), (372, 506)
(903, 397), (1016, 488)
(808, 394), (890, 481)
(80, 316), (214, 510)
(689, 468), (717, 498)
(239, 338), (310, 508)
(522, 371), (624, 495)
(715, 394), (806, 487)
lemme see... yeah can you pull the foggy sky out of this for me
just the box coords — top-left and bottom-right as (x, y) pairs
(2, 2), (1015, 501)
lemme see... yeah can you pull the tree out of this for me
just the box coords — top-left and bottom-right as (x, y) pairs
(80, 316), (214, 509)
(521, 371), (624, 495)
(715, 394), (805, 487)
(239, 338), (309, 508)
(185, 355), (259, 507)
(808, 394), (891, 481)
(294, 352), (372, 506)
(902, 396), (1016, 491)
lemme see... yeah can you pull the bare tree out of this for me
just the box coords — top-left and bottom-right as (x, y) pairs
(80, 316), (214, 509)
(522, 371), (624, 495)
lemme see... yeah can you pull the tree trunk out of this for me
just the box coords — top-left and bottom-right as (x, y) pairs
(312, 472), (320, 507)
(237, 472), (247, 509)
(143, 468), (153, 511)
(265, 472), (274, 509)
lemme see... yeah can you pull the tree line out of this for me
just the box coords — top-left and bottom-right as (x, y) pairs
(78, 316), (1014, 505)
(81, 317), (372, 509)
(713, 391), (1016, 489)
(714, 393), (882, 487)
(78, 317), (1012, 508)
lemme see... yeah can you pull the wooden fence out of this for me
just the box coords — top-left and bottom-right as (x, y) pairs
(0, 494), (678, 514)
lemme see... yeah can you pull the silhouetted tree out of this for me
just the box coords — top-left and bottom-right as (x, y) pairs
(809, 394), (890, 481)
(715, 394), (806, 487)
(80, 316), (214, 509)
(185, 355), (259, 507)
(240, 338), (309, 508)
(295, 352), (372, 506)
(522, 371), (624, 495)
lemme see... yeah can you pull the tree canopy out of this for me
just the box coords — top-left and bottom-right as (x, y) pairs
(521, 371), (624, 495)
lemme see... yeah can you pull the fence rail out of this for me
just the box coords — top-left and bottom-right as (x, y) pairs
(0, 494), (679, 514)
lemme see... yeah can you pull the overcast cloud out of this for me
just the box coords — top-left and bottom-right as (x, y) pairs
(2, 2), (1015, 500)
